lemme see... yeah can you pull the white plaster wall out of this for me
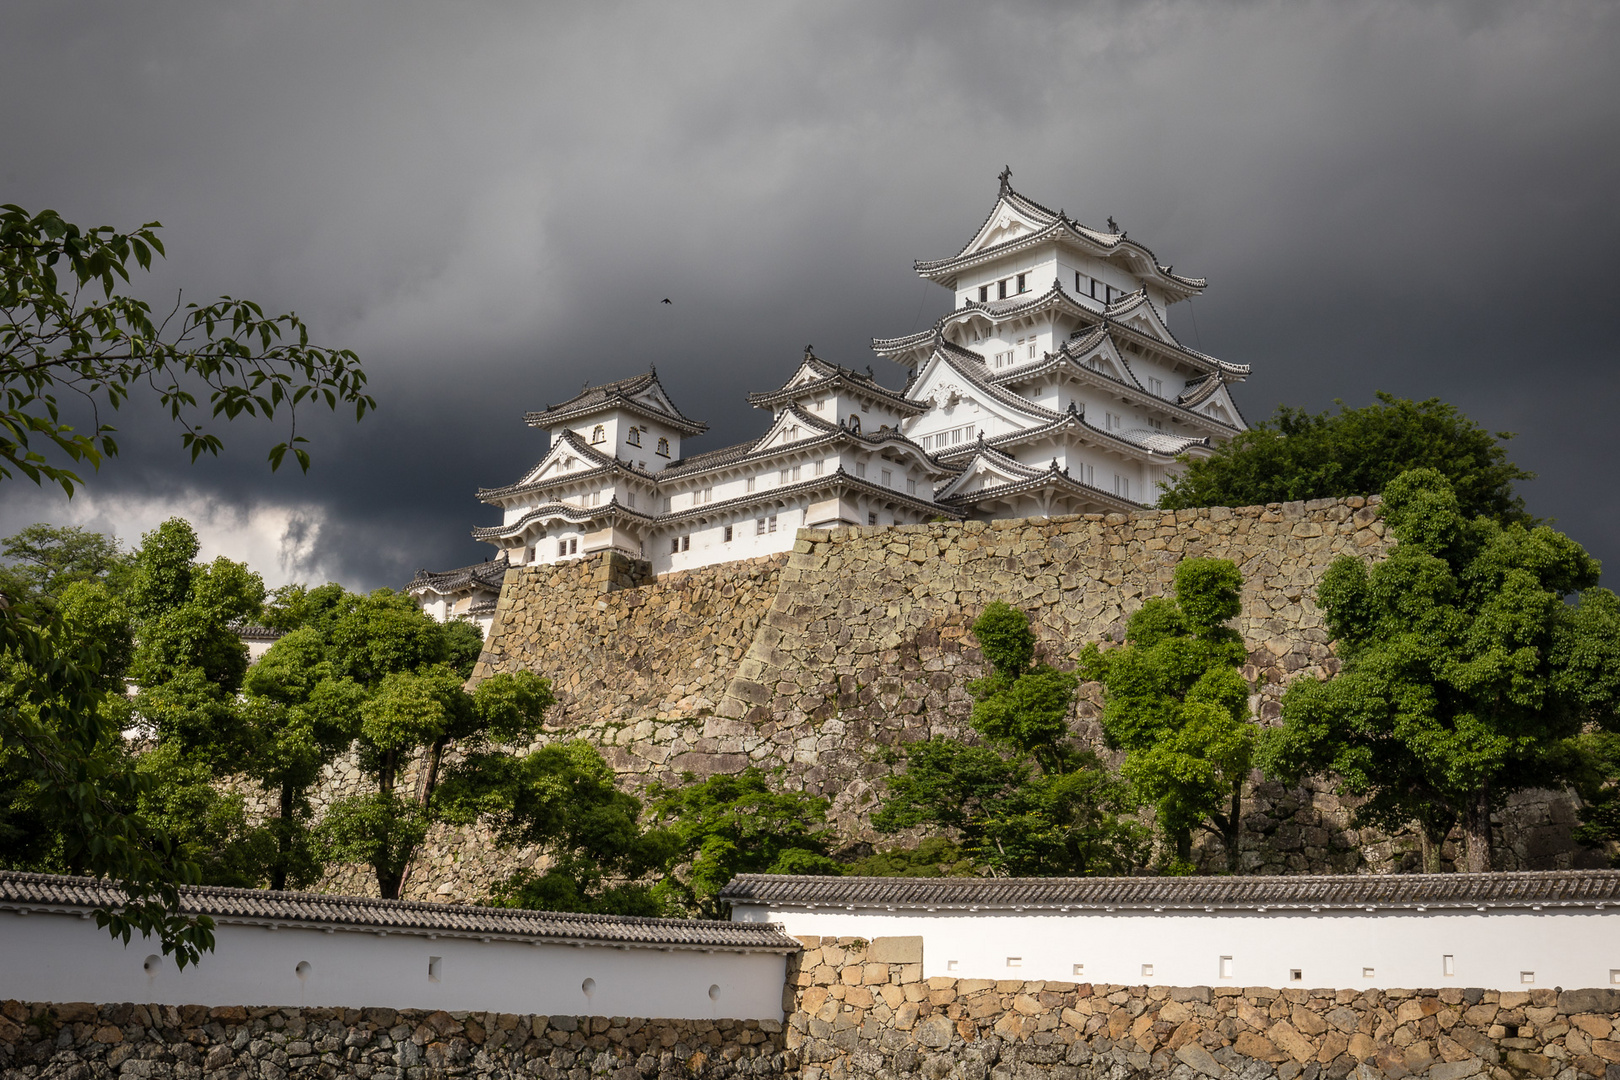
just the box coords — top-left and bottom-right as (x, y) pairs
(2, 914), (787, 1018)
(731, 905), (1620, 991)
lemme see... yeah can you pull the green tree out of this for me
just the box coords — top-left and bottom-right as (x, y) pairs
(0, 602), (214, 965)
(1079, 558), (1256, 872)
(239, 629), (366, 890)
(0, 204), (369, 962)
(0, 523), (132, 613)
(874, 603), (1149, 877)
(321, 662), (554, 899)
(2, 205), (372, 494)
(1260, 469), (1620, 872)
(647, 768), (843, 918)
(1158, 393), (1534, 524)
(845, 837), (977, 878)
(439, 739), (674, 916)
(1570, 733), (1620, 862)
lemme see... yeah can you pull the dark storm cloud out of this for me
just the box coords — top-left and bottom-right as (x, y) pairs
(3, 0), (1617, 587)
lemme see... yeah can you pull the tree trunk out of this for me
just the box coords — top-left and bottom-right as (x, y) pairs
(417, 735), (451, 807)
(1463, 784), (1493, 873)
(271, 781), (294, 892)
(378, 866), (400, 901)
(1175, 828), (1192, 865)
(1223, 780), (1244, 874)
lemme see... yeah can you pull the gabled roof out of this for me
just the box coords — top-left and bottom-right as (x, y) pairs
(0, 870), (799, 952)
(660, 408), (951, 483)
(656, 465), (963, 528)
(408, 553), (510, 595)
(471, 497), (656, 542)
(935, 455), (1142, 515)
(909, 335), (1062, 425)
(912, 172), (1206, 300)
(720, 871), (1620, 914)
(747, 352), (926, 416)
(931, 444), (1047, 502)
(931, 404), (1207, 464)
(523, 370), (708, 436)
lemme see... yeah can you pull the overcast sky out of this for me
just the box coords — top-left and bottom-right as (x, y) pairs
(4, 0), (1617, 590)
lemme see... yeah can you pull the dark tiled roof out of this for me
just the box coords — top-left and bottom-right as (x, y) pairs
(747, 354), (926, 416)
(721, 872), (1620, 912)
(0, 870), (798, 951)
(408, 553), (510, 593)
(523, 372), (708, 435)
(231, 623), (286, 643)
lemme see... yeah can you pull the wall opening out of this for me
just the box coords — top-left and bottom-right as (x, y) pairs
(1443, 955), (1455, 977)
(582, 978), (597, 997)
(428, 956), (442, 983)
(946, 960), (958, 972)
(295, 961), (311, 980)
(1521, 971), (1536, 984)
(708, 984), (721, 1001)
(1290, 969), (1303, 983)
(1611, 970), (1620, 986)
(1072, 964), (1084, 977)
(1006, 957), (1021, 968)
(1362, 968), (1375, 979)
(143, 954), (161, 976)
(1141, 964), (1154, 978)
(1219, 956), (1233, 979)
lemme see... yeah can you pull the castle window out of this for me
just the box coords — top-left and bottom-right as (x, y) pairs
(656, 437), (670, 457)
(591, 424), (606, 444)
(978, 285), (989, 303)
(1076, 271), (1084, 293)
(756, 517), (767, 536)
(627, 491), (636, 508)
(907, 479), (916, 495)
(746, 476), (756, 492)
(814, 460), (824, 476)
(848, 414), (861, 434)
(723, 525), (733, 543)
(998, 279), (1008, 300)
(995, 349), (1013, 368)
(881, 468), (892, 488)
(1016, 273), (1027, 293)
(1114, 474), (1130, 499)
(558, 538), (578, 557)
(627, 426), (642, 447)
(1027, 340), (1037, 359)
(669, 535), (690, 554)
(855, 461), (866, 479)
(1148, 376), (1163, 396)
(768, 514), (778, 533)
(868, 512), (878, 526)
(1146, 417), (1162, 431)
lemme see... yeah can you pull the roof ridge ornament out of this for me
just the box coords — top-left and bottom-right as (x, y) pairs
(1107, 215), (1119, 235)
(998, 165), (1012, 194)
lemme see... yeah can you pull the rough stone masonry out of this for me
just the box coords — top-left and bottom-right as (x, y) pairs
(309, 498), (1596, 901)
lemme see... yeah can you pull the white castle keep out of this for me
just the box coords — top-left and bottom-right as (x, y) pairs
(409, 172), (1251, 629)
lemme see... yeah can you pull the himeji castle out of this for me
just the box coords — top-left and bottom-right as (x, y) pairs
(409, 171), (1251, 628)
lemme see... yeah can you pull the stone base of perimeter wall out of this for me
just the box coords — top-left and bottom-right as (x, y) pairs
(787, 937), (1620, 1080)
(0, 1002), (787, 1080)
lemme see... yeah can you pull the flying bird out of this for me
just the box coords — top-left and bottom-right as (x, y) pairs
(660, 298), (672, 304)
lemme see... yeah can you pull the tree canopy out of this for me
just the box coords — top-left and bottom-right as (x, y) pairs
(1079, 558), (1256, 872)
(1260, 469), (1620, 871)
(1157, 393), (1533, 524)
(873, 602), (1148, 877)
(2, 205), (373, 494)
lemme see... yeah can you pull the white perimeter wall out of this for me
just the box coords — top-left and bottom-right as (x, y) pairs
(3, 914), (787, 1019)
(731, 904), (1620, 992)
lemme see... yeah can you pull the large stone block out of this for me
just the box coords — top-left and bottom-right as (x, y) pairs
(867, 937), (923, 966)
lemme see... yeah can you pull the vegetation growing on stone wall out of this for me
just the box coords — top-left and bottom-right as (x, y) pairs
(1260, 469), (1620, 872)
(1079, 558), (1257, 873)
(1158, 393), (1534, 524)
(873, 602), (1149, 876)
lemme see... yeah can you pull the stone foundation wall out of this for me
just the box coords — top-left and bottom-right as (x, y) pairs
(301, 498), (1597, 902)
(784, 936), (1620, 1080)
(0, 1001), (787, 1080)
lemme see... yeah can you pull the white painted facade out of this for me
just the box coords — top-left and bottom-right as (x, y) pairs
(410, 172), (1253, 606)
(729, 904), (1620, 993)
(0, 882), (790, 1018)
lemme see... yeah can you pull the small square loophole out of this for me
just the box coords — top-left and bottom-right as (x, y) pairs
(1610, 969), (1620, 986)
(1290, 969), (1303, 983)
(1141, 964), (1154, 978)
(1072, 963), (1084, 977)
(1362, 967), (1375, 979)
(1521, 971), (1535, 984)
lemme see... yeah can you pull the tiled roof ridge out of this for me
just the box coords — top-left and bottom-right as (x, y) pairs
(658, 459), (963, 528)
(719, 870), (1620, 909)
(229, 622), (286, 642)
(922, 339), (1063, 424)
(523, 372), (708, 434)
(0, 870), (799, 950)
(747, 364), (923, 414)
(938, 459), (1142, 514)
(409, 552), (511, 589)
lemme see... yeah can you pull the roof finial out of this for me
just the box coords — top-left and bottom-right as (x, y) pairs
(866, 364), (874, 379)
(998, 165), (1012, 194)
(805, 344), (814, 358)
(1107, 215), (1119, 235)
